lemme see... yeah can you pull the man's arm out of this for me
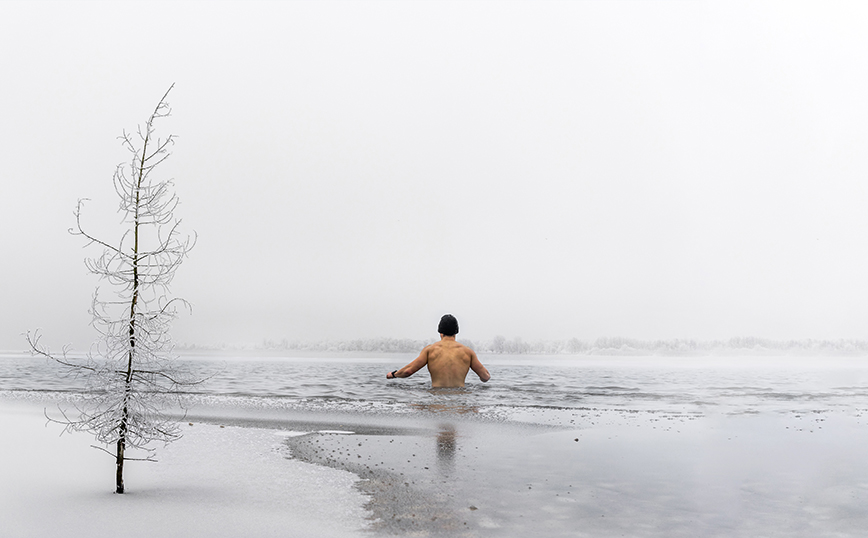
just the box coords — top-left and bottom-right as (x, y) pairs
(469, 350), (490, 382)
(386, 347), (429, 379)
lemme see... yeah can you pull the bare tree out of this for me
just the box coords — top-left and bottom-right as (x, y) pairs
(27, 84), (198, 493)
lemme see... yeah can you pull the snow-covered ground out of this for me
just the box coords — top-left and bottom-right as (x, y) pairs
(0, 401), (368, 538)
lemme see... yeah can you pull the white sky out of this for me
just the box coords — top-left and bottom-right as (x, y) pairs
(3, 1), (868, 349)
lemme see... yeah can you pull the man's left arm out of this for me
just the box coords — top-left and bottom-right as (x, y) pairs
(469, 350), (491, 382)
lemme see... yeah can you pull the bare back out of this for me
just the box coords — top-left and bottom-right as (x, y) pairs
(425, 339), (477, 388)
(390, 336), (490, 388)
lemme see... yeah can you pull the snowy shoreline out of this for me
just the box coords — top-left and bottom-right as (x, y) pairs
(0, 399), (369, 538)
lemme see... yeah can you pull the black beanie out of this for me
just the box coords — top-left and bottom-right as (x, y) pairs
(438, 314), (459, 336)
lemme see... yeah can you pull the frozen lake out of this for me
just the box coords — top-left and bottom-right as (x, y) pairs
(3, 352), (868, 536)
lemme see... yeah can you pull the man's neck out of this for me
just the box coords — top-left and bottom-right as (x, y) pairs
(440, 334), (456, 341)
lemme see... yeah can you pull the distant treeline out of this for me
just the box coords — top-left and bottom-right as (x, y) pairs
(472, 336), (868, 356)
(179, 336), (868, 356)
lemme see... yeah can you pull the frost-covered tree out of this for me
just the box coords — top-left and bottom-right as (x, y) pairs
(27, 85), (198, 493)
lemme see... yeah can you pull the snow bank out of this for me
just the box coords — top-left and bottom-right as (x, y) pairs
(0, 401), (368, 538)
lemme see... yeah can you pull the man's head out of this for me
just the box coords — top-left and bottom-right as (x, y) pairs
(438, 314), (459, 336)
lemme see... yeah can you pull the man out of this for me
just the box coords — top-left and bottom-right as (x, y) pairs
(386, 314), (490, 388)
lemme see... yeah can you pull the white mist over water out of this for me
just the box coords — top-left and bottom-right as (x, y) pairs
(4, 2), (868, 350)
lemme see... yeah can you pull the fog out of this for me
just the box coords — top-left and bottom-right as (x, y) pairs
(3, 1), (868, 350)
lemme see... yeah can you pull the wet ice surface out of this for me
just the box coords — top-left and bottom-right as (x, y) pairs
(179, 406), (868, 536)
(221, 407), (867, 538)
(4, 353), (868, 536)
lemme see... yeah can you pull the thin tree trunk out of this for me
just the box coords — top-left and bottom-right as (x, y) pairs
(115, 119), (147, 494)
(115, 435), (125, 493)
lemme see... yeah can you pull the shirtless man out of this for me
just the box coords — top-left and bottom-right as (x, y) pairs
(386, 314), (490, 388)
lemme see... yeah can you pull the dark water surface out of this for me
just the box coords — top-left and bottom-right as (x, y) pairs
(4, 352), (868, 416)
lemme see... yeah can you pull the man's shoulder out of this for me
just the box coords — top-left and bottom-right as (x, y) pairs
(454, 341), (473, 352)
(427, 340), (472, 354)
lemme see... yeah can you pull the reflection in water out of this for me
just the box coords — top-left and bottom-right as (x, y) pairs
(411, 389), (480, 416)
(406, 393), (471, 476)
(436, 423), (457, 473)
